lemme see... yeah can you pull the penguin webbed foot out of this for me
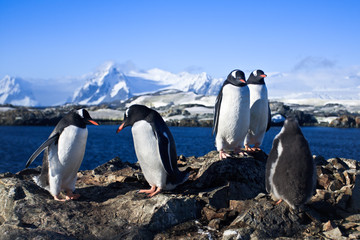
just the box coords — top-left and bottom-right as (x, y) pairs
(234, 147), (248, 158)
(53, 191), (80, 201)
(54, 195), (67, 202)
(219, 150), (231, 160)
(245, 144), (262, 152)
(65, 190), (81, 200)
(138, 185), (162, 198)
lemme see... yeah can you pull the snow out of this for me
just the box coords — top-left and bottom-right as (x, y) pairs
(111, 81), (128, 98)
(125, 91), (216, 108)
(71, 64), (223, 105)
(2, 60), (360, 107)
(88, 109), (124, 120)
(184, 106), (214, 115)
(0, 75), (37, 106)
(272, 114), (285, 123)
(0, 107), (15, 112)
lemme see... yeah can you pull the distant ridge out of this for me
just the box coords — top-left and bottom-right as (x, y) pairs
(71, 62), (223, 105)
(0, 75), (37, 106)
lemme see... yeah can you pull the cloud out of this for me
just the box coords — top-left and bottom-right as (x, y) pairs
(183, 65), (204, 73)
(267, 58), (360, 100)
(292, 56), (336, 72)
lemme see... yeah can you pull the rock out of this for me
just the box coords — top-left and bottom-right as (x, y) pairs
(222, 229), (242, 240)
(330, 115), (357, 128)
(356, 116), (360, 128)
(1, 153), (360, 239)
(323, 220), (336, 231)
(350, 171), (360, 212)
(323, 227), (343, 239)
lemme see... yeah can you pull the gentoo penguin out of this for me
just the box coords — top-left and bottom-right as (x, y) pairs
(213, 69), (250, 160)
(25, 109), (99, 201)
(245, 69), (271, 151)
(265, 117), (316, 209)
(116, 104), (189, 197)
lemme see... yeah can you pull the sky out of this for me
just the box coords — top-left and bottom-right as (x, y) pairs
(1, 0), (360, 104)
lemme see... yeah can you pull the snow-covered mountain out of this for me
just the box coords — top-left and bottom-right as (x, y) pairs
(72, 63), (130, 105)
(0, 75), (37, 106)
(72, 62), (223, 105)
(2, 60), (360, 107)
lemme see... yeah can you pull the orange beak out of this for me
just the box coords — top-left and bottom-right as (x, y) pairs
(240, 79), (246, 83)
(88, 120), (99, 126)
(116, 122), (125, 133)
(260, 74), (267, 78)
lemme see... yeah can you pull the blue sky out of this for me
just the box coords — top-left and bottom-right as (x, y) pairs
(1, 0), (360, 80)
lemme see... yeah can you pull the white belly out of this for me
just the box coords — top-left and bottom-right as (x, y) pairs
(132, 121), (167, 189)
(246, 85), (269, 145)
(216, 85), (250, 151)
(48, 126), (88, 195)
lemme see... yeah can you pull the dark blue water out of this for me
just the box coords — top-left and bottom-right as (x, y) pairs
(0, 125), (359, 173)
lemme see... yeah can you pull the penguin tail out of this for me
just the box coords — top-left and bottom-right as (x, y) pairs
(33, 175), (50, 192)
(166, 170), (190, 190)
(176, 170), (190, 186)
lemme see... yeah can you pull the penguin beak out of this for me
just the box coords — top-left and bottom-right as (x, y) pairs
(88, 120), (99, 126)
(116, 122), (125, 133)
(260, 74), (267, 78)
(240, 79), (246, 83)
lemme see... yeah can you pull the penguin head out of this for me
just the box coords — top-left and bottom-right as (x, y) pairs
(76, 109), (99, 126)
(226, 70), (246, 86)
(247, 69), (267, 85)
(116, 104), (152, 133)
(283, 116), (302, 134)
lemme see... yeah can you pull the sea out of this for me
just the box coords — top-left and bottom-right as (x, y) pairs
(0, 125), (359, 174)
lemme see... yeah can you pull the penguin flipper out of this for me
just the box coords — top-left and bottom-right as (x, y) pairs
(155, 128), (188, 185)
(266, 103), (271, 132)
(157, 130), (176, 176)
(213, 89), (223, 136)
(25, 133), (59, 168)
(265, 138), (279, 193)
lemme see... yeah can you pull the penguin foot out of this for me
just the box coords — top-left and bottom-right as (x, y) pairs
(138, 185), (161, 197)
(219, 150), (231, 160)
(65, 190), (80, 200)
(53, 195), (67, 202)
(245, 144), (261, 152)
(275, 199), (283, 205)
(234, 147), (248, 157)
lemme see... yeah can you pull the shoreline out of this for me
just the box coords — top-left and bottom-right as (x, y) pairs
(1, 151), (359, 239)
(1, 101), (360, 128)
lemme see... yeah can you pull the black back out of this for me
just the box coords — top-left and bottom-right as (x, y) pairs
(213, 69), (247, 136)
(121, 104), (188, 185)
(265, 117), (315, 207)
(25, 109), (97, 187)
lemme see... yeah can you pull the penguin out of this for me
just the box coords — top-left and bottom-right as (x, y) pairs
(213, 69), (250, 160)
(265, 117), (316, 209)
(245, 69), (271, 151)
(116, 104), (189, 197)
(25, 109), (99, 201)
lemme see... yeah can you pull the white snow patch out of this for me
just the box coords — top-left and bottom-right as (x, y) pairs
(88, 109), (124, 120)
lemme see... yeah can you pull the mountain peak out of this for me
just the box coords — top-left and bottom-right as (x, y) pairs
(72, 66), (223, 105)
(0, 75), (37, 106)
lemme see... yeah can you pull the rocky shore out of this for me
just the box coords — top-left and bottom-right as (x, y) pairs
(1, 102), (360, 128)
(1, 151), (359, 239)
